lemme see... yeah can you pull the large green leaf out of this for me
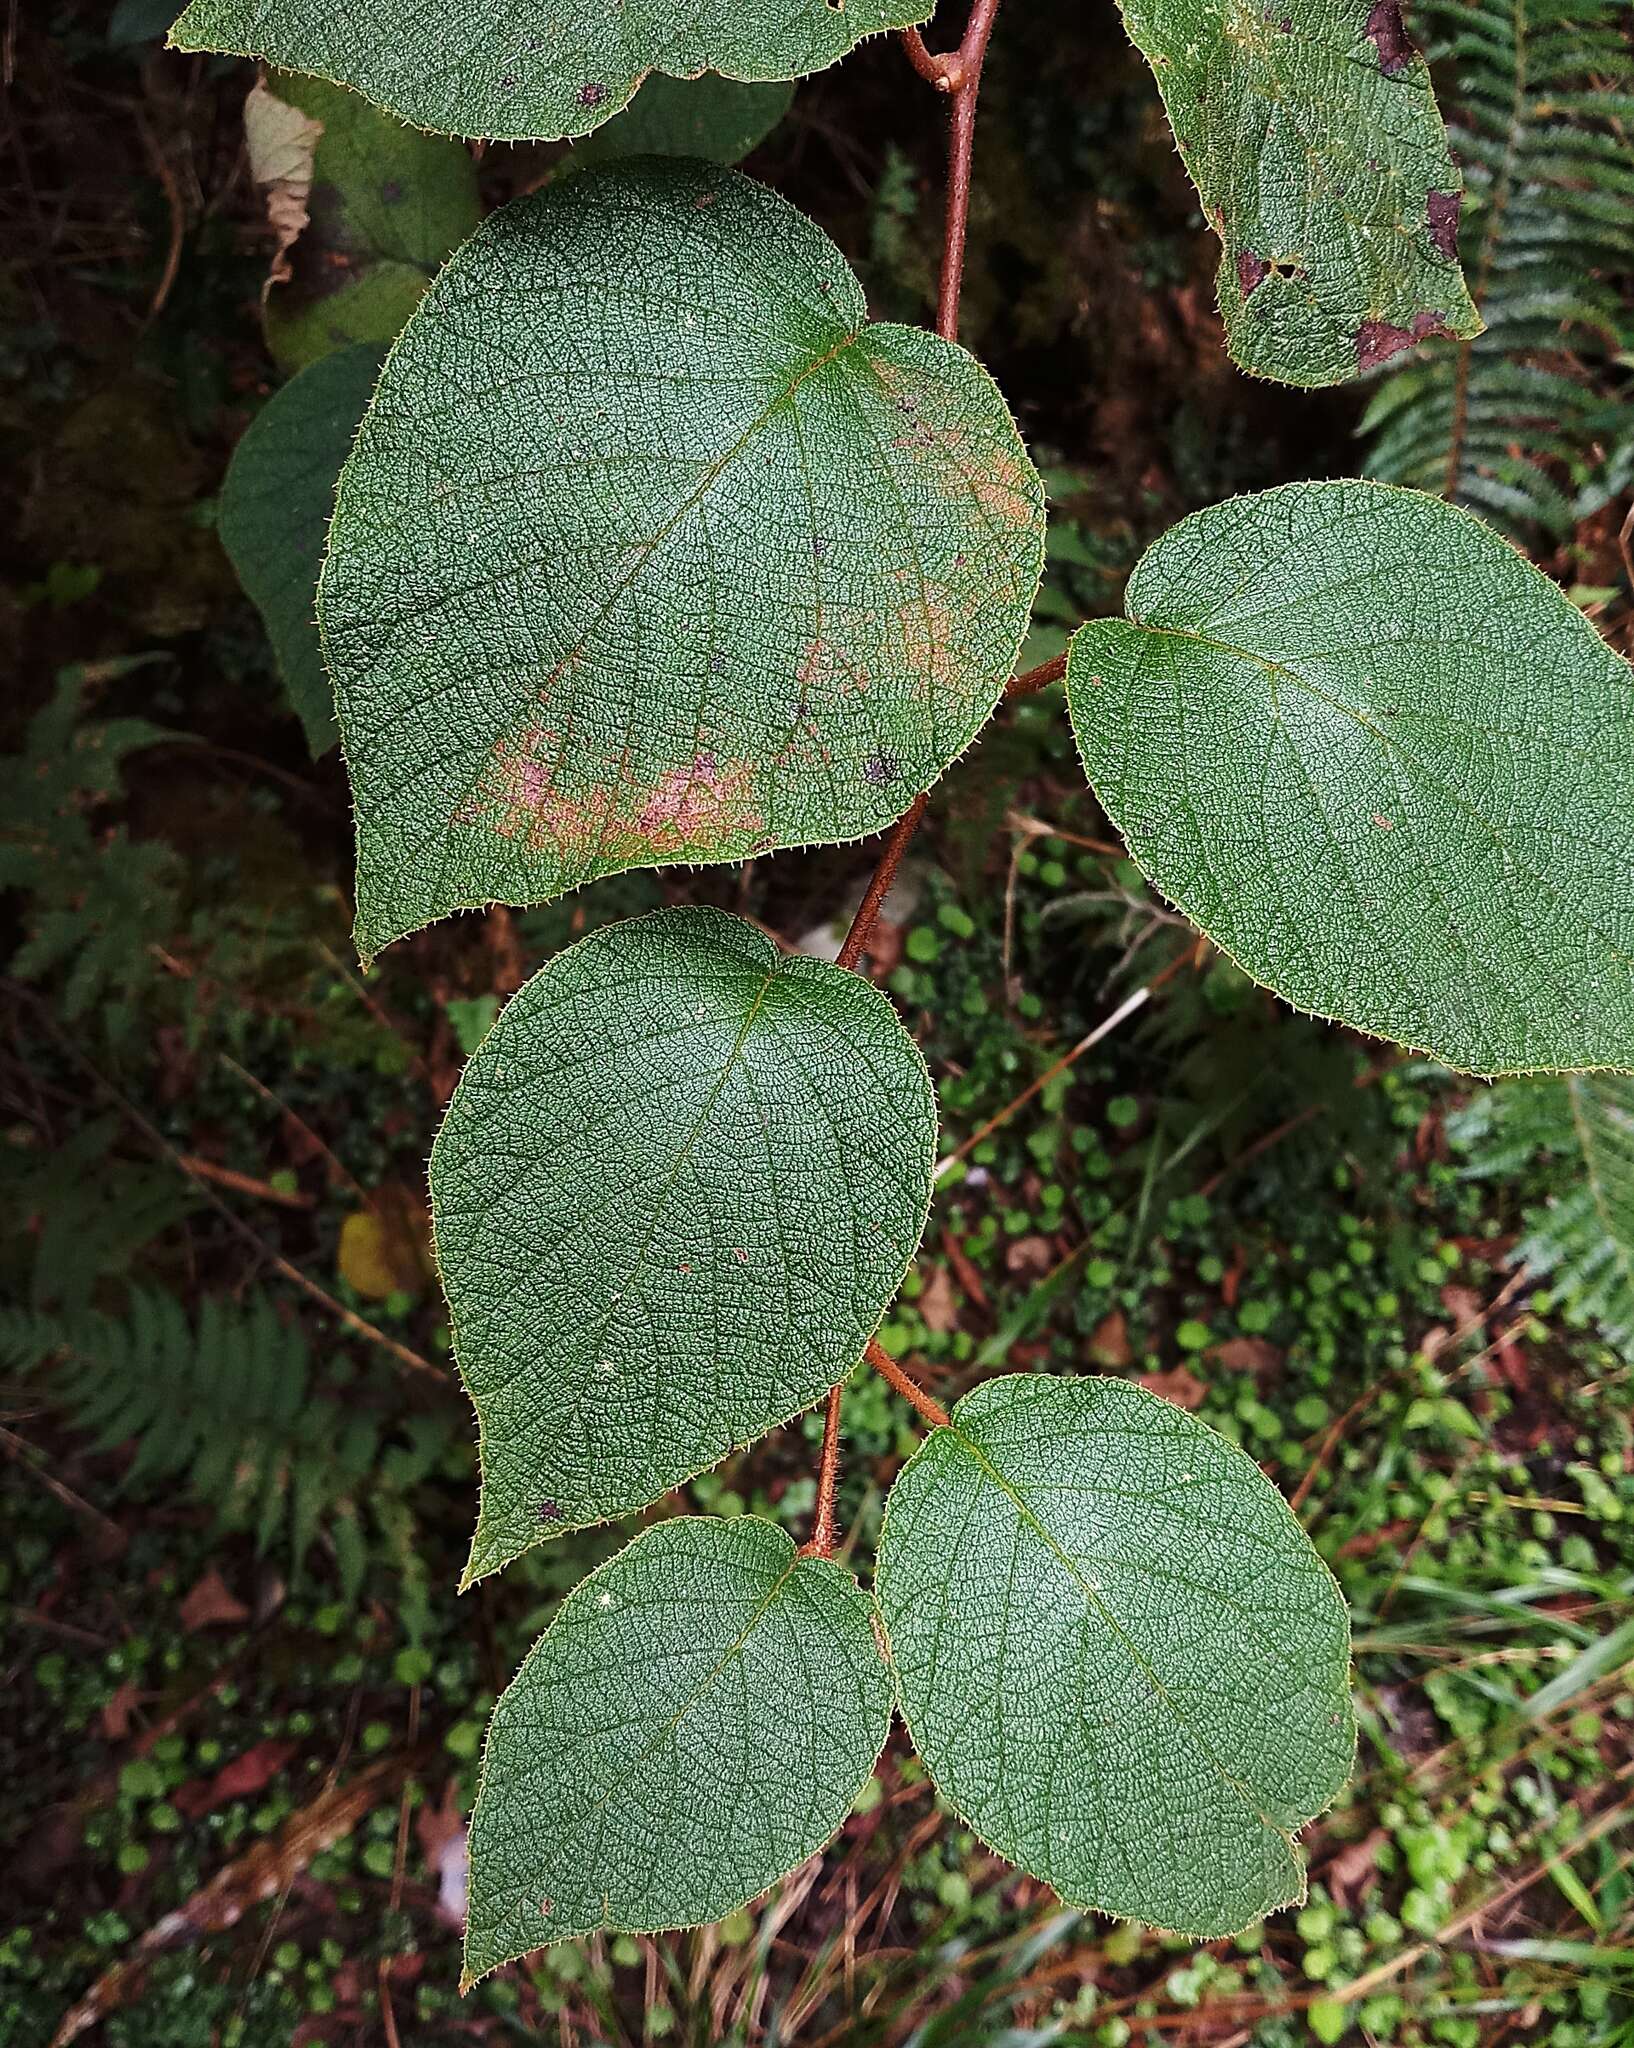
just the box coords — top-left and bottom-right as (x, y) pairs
(876, 1374), (1354, 1936)
(320, 160), (1043, 962)
(1116, 0), (1480, 385)
(465, 1516), (891, 1975)
(217, 344), (382, 755)
(169, 0), (930, 143)
(429, 907), (935, 1585)
(1066, 481), (1634, 1077)
(248, 73), (480, 371)
(567, 72), (793, 169)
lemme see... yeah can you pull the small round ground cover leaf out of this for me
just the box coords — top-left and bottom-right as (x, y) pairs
(464, 1515), (892, 1976)
(1066, 481), (1634, 1077)
(168, 0), (930, 144)
(218, 344), (382, 756)
(429, 906), (936, 1585)
(1116, 0), (1479, 385)
(318, 159), (1044, 961)
(876, 1374), (1354, 1936)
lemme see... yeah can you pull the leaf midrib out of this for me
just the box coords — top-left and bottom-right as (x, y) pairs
(1116, 618), (1634, 980)
(456, 322), (864, 853)
(943, 1421), (1303, 1849)
(557, 1547), (805, 1851)
(528, 961), (780, 1478)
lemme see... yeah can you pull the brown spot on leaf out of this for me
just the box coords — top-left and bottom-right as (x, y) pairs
(1354, 310), (1451, 368)
(635, 752), (756, 839)
(1237, 248), (1270, 296)
(1426, 189), (1461, 260)
(1364, 0), (1416, 73)
(535, 1500), (560, 1524)
(468, 728), (765, 869)
(578, 81), (606, 107)
(862, 750), (900, 787)
(1372, 812), (1394, 830)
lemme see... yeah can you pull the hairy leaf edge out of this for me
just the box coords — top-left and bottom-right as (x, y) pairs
(427, 906), (939, 1589)
(314, 170), (1046, 966)
(873, 1373), (1358, 1939)
(165, 17), (935, 146)
(1064, 477), (1634, 1080)
(458, 1513), (894, 1985)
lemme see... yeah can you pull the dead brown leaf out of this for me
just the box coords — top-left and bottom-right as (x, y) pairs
(1005, 1235), (1054, 1278)
(1440, 1284), (1485, 1329)
(178, 1569), (249, 1633)
(1212, 1336), (1282, 1376)
(1325, 1827), (1387, 1907)
(1088, 1309), (1131, 1370)
(242, 80), (322, 300)
(172, 1739), (298, 1819)
(1137, 1366), (1206, 1410)
(99, 1680), (143, 1742)
(917, 1265), (960, 1334)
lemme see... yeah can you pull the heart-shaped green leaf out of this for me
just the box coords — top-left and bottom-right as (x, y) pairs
(876, 1374), (1354, 1937)
(1116, 0), (1480, 385)
(430, 906), (936, 1585)
(1066, 480), (1634, 1077)
(319, 159), (1043, 961)
(169, 0), (930, 143)
(218, 344), (382, 755)
(465, 1515), (892, 1976)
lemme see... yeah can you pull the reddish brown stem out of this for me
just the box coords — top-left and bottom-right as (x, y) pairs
(802, 0), (1002, 1557)
(865, 1339), (951, 1430)
(898, 25), (956, 88)
(1005, 651), (1067, 697)
(835, 794), (927, 970)
(800, 1383), (846, 1559)
(833, 0), (1006, 982)
(933, 0), (1002, 343)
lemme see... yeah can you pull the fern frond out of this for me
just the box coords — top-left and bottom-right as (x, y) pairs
(1454, 1074), (1634, 1359)
(4, 1289), (458, 1590)
(1360, 0), (1634, 538)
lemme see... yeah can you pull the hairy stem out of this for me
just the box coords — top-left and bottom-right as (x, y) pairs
(804, 0), (1004, 1553)
(866, 1338), (952, 1430)
(1005, 651), (1067, 698)
(800, 1384), (847, 1559)
(832, 0), (1007, 979)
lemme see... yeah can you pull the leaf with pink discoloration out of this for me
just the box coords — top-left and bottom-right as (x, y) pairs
(1115, 0), (1480, 385)
(319, 160), (1043, 962)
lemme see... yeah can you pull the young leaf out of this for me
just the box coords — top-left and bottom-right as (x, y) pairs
(876, 1374), (1354, 1937)
(218, 344), (382, 755)
(248, 74), (480, 372)
(464, 1515), (892, 1977)
(566, 73), (793, 169)
(169, 0), (931, 144)
(429, 907), (935, 1585)
(1116, 0), (1480, 385)
(320, 160), (1041, 961)
(1066, 480), (1634, 1077)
